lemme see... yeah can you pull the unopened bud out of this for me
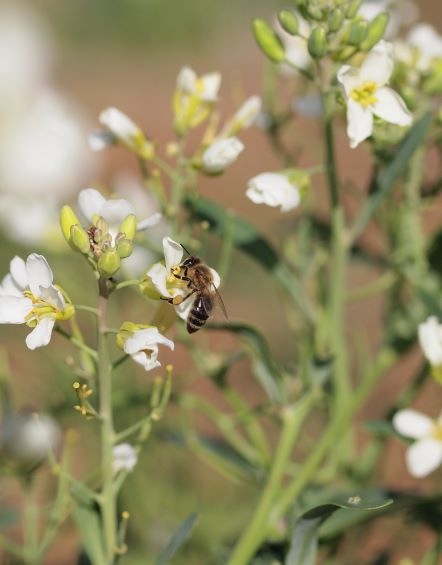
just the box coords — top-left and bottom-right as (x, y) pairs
(278, 10), (299, 35)
(116, 237), (133, 259)
(348, 19), (368, 46)
(60, 205), (80, 244)
(252, 19), (285, 63)
(119, 214), (137, 240)
(360, 13), (389, 51)
(137, 140), (155, 161)
(98, 249), (121, 278)
(346, 0), (362, 19)
(308, 27), (328, 59)
(306, 3), (323, 21)
(70, 224), (90, 254)
(328, 8), (345, 33)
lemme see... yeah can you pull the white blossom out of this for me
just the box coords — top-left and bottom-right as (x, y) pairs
(223, 96), (262, 134)
(123, 326), (174, 371)
(407, 23), (442, 71)
(0, 254), (73, 349)
(112, 443), (138, 475)
(201, 137), (244, 174)
(275, 13), (312, 76)
(176, 66), (221, 102)
(393, 409), (442, 478)
(246, 172), (301, 212)
(418, 316), (442, 368)
(337, 41), (412, 148)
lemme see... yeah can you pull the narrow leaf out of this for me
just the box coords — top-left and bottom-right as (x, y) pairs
(73, 502), (105, 565)
(155, 512), (199, 565)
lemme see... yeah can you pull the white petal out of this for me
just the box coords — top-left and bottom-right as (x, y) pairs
(25, 317), (55, 349)
(393, 409), (434, 439)
(346, 99), (373, 148)
(78, 188), (106, 223)
(418, 316), (442, 366)
(209, 268), (221, 289)
(406, 438), (442, 478)
(146, 263), (169, 297)
(175, 295), (194, 322)
(0, 296), (31, 323)
(9, 256), (28, 289)
(131, 350), (161, 371)
(231, 96), (262, 129)
(88, 130), (116, 151)
(371, 87), (412, 126)
(337, 65), (361, 97)
(26, 254), (53, 296)
(176, 66), (197, 92)
(137, 212), (162, 231)
(100, 198), (134, 225)
(99, 107), (139, 140)
(246, 172), (300, 212)
(39, 285), (65, 310)
(202, 137), (244, 174)
(360, 40), (394, 86)
(125, 327), (174, 354)
(199, 72), (221, 101)
(163, 237), (183, 270)
(0, 274), (23, 297)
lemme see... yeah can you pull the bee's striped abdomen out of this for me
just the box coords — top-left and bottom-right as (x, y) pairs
(187, 295), (213, 334)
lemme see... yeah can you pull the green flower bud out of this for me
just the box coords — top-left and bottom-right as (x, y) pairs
(348, 19), (368, 46)
(252, 19), (285, 63)
(97, 249), (121, 278)
(278, 10), (299, 35)
(137, 140), (155, 161)
(328, 8), (345, 32)
(308, 26), (328, 59)
(119, 214), (137, 240)
(306, 3), (324, 21)
(116, 237), (133, 259)
(360, 13), (389, 51)
(139, 273), (161, 300)
(60, 205), (80, 243)
(70, 224), (90, 254)
(346, 0), (362, 19)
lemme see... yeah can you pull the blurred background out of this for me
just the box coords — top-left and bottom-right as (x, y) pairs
(0, 1), (442, 563)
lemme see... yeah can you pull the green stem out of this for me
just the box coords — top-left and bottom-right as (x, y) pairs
(55, 327), (98, 361)
(115, 279), (139, 291)
(74, 304), (99, 316)
(97, 279), (117, 563)
(226, 393), (317, 565)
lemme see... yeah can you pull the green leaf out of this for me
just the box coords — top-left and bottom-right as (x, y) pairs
(286, 494), (393, 564)
(207, 322), (285, 403)
(155, 512), (199, 565)
(351, 113), (432, 242)
(73, 502), (106, 565)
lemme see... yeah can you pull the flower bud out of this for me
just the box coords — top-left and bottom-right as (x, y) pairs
(306, 3), (323, 21)
(252, 19), (286, 63)
(98, 249), (121, 278)
(60, 205), (80, 243)
(278, 10), (299, 35)
(201, 137), (244, 175)
(360, 13), (389, 51)
(348, 19), (368, 46)
(308, 27), (328, 59)
(70, 224), (90, 254)
(346, 0), (362, 19)
(328, 8), (345, 33)
(119, 214), (137, 240)
(116, 237), (134, 259)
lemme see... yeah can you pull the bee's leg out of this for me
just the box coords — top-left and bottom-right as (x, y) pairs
(173, 274), (193, 288)
(160, 289), (196, 306)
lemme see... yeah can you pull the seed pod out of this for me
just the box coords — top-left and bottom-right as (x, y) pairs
(278, 10), (299, 35)
(308, 26), (328, 59)
(252, 19), (285, 63)
(306, 2), (323, 21)
(360, 13), (390, 51)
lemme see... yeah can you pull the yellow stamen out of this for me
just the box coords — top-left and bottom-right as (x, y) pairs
(432, 422), (442, 442)
(350, 81), (378, 108)
(22, 289), (73, 323)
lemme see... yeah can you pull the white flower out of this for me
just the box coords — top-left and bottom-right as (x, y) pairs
(393, 409), (442, 478)
(201, 137), (244, 174)
(176, 66), (221, 102)
(78, 188), (161, 238)
(123, 326), (174, 371)
(112, 443), (138, 475)
(147, 237), (221, 322)
(407, 23), (442, 72)
(246, 172), (301, 212)
(337, 40), (412, 149)
(0, 254), (73, 349)
(418, 316), (442, 367)
(275, 13), (311, 76)
(222, 96), (262, 135)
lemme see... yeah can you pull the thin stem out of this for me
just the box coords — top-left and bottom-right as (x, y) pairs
(97, 278), (117, 562)
(73, 304), (99, 316)
(55, 327), (98, 361)
(115, 279), (140, 291)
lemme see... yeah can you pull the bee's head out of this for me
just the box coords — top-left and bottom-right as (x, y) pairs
(182, 256), (199, 268)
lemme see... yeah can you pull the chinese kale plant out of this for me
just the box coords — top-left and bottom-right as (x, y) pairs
(1, 0), (442, 563)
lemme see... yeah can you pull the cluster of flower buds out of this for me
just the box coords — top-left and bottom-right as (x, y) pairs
(253, 0), (390, 67)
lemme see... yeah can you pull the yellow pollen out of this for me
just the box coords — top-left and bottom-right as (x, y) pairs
(432, 422), (442, 442)
(23, 289), (72, 322)
(350, 81), (378, 107)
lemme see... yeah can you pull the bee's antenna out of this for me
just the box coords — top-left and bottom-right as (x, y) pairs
(180, 244), (192, 256)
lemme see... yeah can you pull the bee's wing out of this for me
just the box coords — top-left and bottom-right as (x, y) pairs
(211, 284), (228, 320)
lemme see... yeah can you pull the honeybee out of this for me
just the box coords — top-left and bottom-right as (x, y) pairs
(165, 250), (227, 333)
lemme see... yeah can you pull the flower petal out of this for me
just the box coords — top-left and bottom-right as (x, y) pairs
(346, 99), (373, 149)
(100, 198), (134, 225)
(163, 237), (183, 271)
(9, 256), (28, 289)
(392, 409), (434, 439)
(360, 40), (394, 86)
(0, 274), (23, 297)
(26, 254), (53, 296)
(137, 212), (162, 231)
(406, 438), (442, 478)
(209, 268), (221, 289)
(78, 188), (106, 223)
(337, 64), (360, 97)
(25, 317), (55, 349)
(146, 263), (169, 297)
(418, 316), (442, 366)
(99, 107), (139, 140)
(0, 296), (32, 323)
(112, 443), (138, 474)
(371, 87), (412, 126)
